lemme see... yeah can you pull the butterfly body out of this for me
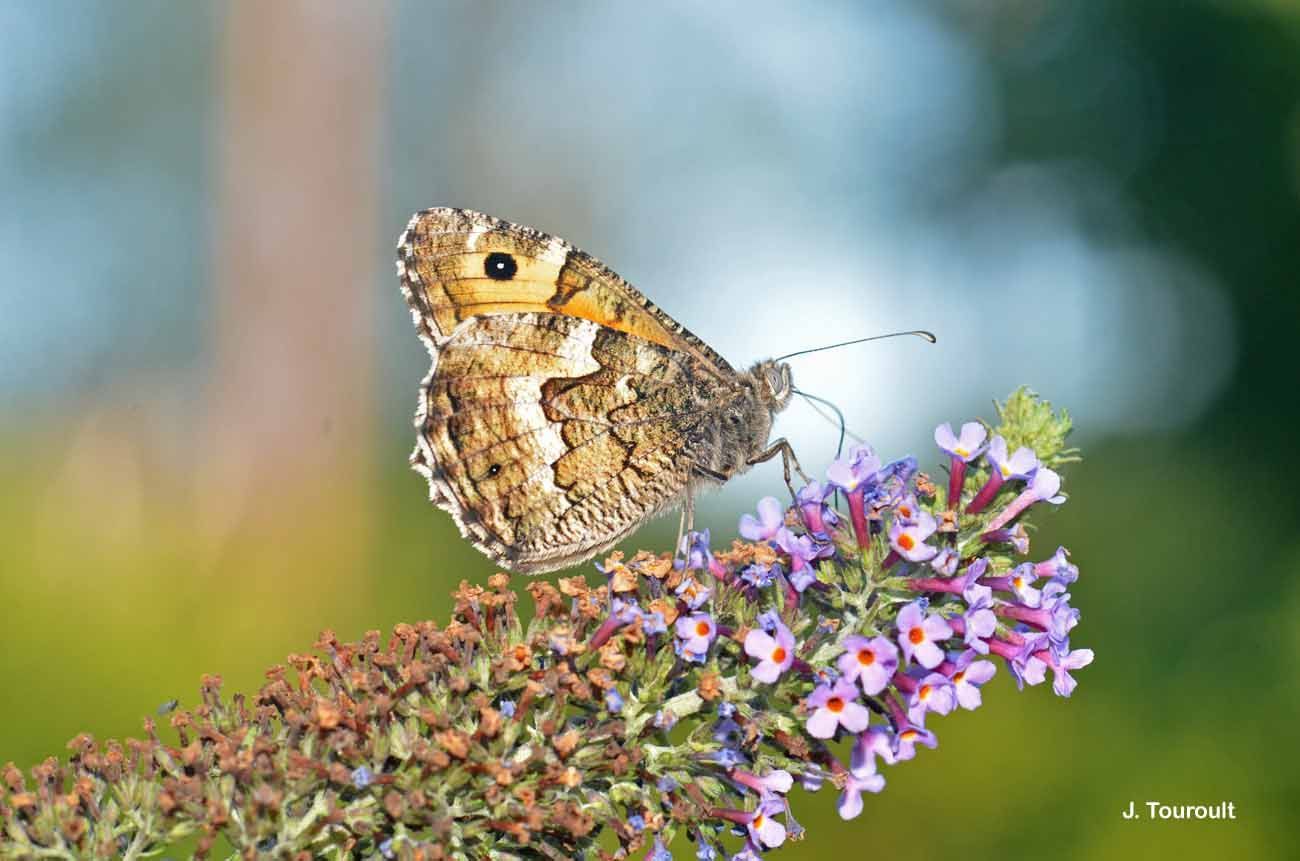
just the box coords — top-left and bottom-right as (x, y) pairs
(398, 208), (798, 574)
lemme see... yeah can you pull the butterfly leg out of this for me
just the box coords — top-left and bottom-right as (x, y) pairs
(673, 480), (700, 566)
(748, 438), (811, 501)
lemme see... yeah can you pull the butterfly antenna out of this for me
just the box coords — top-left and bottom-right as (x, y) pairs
(793, 389), (863, 459)
(774, 329), (936, 363)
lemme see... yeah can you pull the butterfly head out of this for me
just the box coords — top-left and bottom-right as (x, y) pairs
(753, 359), (795, 411)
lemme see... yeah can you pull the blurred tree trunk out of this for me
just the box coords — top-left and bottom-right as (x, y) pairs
(203, 2), (387, 548)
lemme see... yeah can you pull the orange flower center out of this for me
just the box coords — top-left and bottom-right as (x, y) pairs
(753, 813), (765, 828)
(908, 626), (924, 645)
(900, 504), (913, 518)
(827, 697), (844, 713)
(1012, 575), (1024, 588)
(900, 729), (918, 742)
(919, 684), (931, 700)
(771, 647), (787, 663)
(857, 649), (875, 666)
(953, 670), (966, 683)
(898, 533), (916, 551)
(955, 446), (970, 458)
(696, 621), (711, 637)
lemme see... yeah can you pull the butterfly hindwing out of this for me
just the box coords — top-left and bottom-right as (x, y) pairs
(411, 312), (730, 573)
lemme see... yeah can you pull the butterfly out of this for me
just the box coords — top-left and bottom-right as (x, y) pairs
(397, 207), (811, 575)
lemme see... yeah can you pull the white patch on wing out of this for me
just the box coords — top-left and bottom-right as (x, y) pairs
(540, 234), (570, 265)
(466, 223), (488, 250)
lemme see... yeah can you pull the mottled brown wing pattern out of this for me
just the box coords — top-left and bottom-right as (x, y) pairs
(410, 312), (733, 573)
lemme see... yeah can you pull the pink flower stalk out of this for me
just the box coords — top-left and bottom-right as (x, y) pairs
(934, 421), (987, 509)
(966, 435), (1039, 514)
(985, 467), (1066, 533)
(730, 769), (794, 798)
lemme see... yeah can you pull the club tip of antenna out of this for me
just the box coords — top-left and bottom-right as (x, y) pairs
(913, 329), (938, 344)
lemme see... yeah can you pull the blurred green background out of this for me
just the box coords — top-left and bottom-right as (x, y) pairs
(2, 2), (1297, 858)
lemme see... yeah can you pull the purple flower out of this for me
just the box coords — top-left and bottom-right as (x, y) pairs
(1003, 562), (1043, 608)
(951, 650), (997, 710)
(741, 563), (775, 588)
(987, 435), (1040, 480)
(981, 523), (1030, 555)
(1035, 545), (1079, 584)
(499, 699), (516, 718)
(897, 601), (953, 669)
(739, 496), (785, 542)
(935, 421), (988, 462)
(695, 841), (720, 861)
(351, 765), (374, 789)
(985, 467), (1066, 533)
(731, 768), (794, 798)
(905, 672), (957, 726)
(851, 726), (897, 776)
(647, 838), (672, 861)
(800, 768), (826, 792)
(776, 526), (819, 592)
(837, 761), (885, 820)
(894, 494), (922, 523)
(960, 585), (997, 654)
(888, 510), (939, 563)
(805, 679), (871, 739)
(1002, 632), (1050, 690)
(605, 688), (624, 713)
(746, 798), (787, 848)
(675, 612), (717, 657)
(826, 444), (881, 494)
(876, 456), (918, 500)
(744, 621), (796, 684)
(640, 610), (668, 636)
(677, 529), (714, 571)
(588, 596), (643, 649)
(836, 635), (898, 696)
(966, 436), (1039, 514)
(1000, 581), (1078, 655)
(1046, 647), (1095, 697)
(935, 421), (988, 510)
(957, 557), (990, 593)
(893, 724), (938, 761)
(929, 546), (959, 576)
(826, 444), (882, 548)
(796, 480), (838, 536)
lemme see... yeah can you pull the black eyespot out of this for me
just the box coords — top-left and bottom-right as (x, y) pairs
(486, 464), (502, 477)
(484, 252), (517, 280)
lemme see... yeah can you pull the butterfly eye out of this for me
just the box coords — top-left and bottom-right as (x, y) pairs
(486, 464), (502, 477)
(484, 252), (518, 281)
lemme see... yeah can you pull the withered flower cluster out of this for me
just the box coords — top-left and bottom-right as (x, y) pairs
(0, 390), (1089, 860)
